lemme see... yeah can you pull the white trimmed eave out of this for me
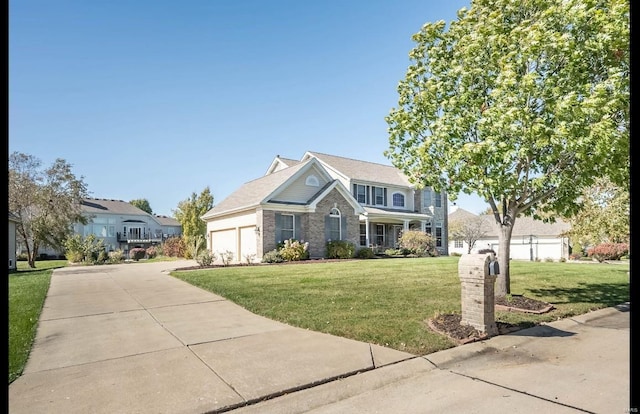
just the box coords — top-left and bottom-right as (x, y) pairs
(263, 158), (334, 202)
(308, 180), (365, 215)
(200, 205), (258, 221)
(361, 208), (432, 222)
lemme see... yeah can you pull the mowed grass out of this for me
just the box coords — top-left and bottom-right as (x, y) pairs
(9, 260), (67, 383)
(172, 256), (630, 356)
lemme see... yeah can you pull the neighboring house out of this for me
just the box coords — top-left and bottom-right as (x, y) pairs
(29, 198), (182, 258)
(201, 151), (448, 263)
(9, 212), (20, 270)
(75, 198), (182, 255)
(447, 206), (571, 261)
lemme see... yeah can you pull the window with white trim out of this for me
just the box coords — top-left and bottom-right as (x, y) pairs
(392, 193), (405, 207)
(374, 187), (385, 205)
(281, 214), (294, 240)
(455, 240), (463, 248)
(435, 223), (442, 247)
(359, 223), (367, 246)
(355, 184), (366, 203)
(375, 224), (385, 246)
(329, 207), (341, 240)
(435, 192), (442, 208)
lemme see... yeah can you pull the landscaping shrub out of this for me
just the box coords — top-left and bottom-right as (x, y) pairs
(162, 236), (185, 258)
(129, 247), (146, 261)
(64, 234), (107, 264)
(196, 250), (215, 267)
(355, 247), (374, 259)
(397, 230), (437, 257)
(262, 249), (284, 263)
(220, 250), (234, 266)
(108, 250), (125, 263)
(146, 246), (158, 259)
(279, 239), (309, 261)
(587, 243), (629, 262)
(326, 240), (355, 259)
(478, 248), (496, 255)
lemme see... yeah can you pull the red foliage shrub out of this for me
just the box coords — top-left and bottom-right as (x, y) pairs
(129, 247), (146, 261)
(162, 236), (185, 258)
(587, 243), (629, 262)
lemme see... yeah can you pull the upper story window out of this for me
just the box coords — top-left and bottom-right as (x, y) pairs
(374, 187), (385, 205)
(354, 184), (367, 204)
(435, 191), (442, 208)
(423, 188), (431, 208)
(392, 193), (405, 207)
(305, 175), (319, 187)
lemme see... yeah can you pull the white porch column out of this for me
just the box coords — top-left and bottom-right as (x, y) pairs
(365, 216), (370, 246)
(403, 220), (410, 231)
(421, 220), (427, 232)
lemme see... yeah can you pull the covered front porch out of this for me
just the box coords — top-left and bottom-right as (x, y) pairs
(358, 210), (433, 253)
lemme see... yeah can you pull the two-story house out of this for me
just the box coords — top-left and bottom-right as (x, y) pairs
(201, 151), (448, 263)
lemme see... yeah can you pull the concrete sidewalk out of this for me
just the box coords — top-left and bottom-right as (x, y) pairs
(8, 261), (631, 413)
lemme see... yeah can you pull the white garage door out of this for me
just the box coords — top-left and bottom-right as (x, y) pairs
(239, 226), (257, 262)
(211, 229), (236, 259)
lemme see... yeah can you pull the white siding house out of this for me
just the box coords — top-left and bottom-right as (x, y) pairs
(448, 206), (572, 261)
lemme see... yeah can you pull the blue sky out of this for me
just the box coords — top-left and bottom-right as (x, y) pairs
(9, 0), (487, 217)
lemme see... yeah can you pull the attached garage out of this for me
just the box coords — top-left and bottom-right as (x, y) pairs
(210, 229), (236, 258)
(210, 226), (257, 263)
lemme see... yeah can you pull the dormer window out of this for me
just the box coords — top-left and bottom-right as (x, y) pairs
(306, 175), (319, 187)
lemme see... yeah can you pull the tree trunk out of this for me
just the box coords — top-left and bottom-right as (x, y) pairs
(495, 220), (514, 296)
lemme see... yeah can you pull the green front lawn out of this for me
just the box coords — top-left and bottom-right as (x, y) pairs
(172, 257), (630, 355)
(9, 260), (67, 383)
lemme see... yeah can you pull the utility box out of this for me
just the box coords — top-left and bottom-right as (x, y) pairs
(458, 253), (498, 336)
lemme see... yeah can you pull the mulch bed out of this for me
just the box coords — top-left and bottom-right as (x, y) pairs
(427, 295), (554, 345)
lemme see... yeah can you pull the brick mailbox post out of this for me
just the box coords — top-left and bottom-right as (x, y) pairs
(458, 253), (499, 336)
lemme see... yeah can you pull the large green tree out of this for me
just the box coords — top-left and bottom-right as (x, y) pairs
(129, 198), (153, 214)
(566, 177), (629, 251)
(9, 152), (89, 268)
(385, 0), (629, 295)
(173, 186), (214, 238)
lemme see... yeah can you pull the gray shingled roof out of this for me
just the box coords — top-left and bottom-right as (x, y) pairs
(305, 152), (412, 187)
(450, 211), (570, 237)
(448, 207), (478, 222)
(154, 215), (180, 226)
(81, 198), (149, 215)
(8, 212), (21, 222)
(202, 161), (309, 218)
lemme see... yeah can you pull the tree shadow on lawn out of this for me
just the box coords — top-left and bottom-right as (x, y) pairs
(527, 281), (629, 307)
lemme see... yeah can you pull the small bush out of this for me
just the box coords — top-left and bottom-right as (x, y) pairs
(326, 240), (355, 259)
(129, 247), (146, 261)
(108, 250), (125, 263)
(355, 247), (374, 259)
(544, 257), (554, 262)
(220, 250), (234, 266)
(244, 253), (257, 264)
(262, 249), (284, 263)
(587, 243), (629, 262)
(279, 239), (309, 261)
(397, 230), (437, 257)
(146, 246), (158, 259)
(196, 250), (215, 267)
(569, 252), (584, 260)
(450, 252), (462, 257)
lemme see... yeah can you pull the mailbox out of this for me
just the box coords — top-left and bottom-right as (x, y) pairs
(489, 260), (500, 276)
